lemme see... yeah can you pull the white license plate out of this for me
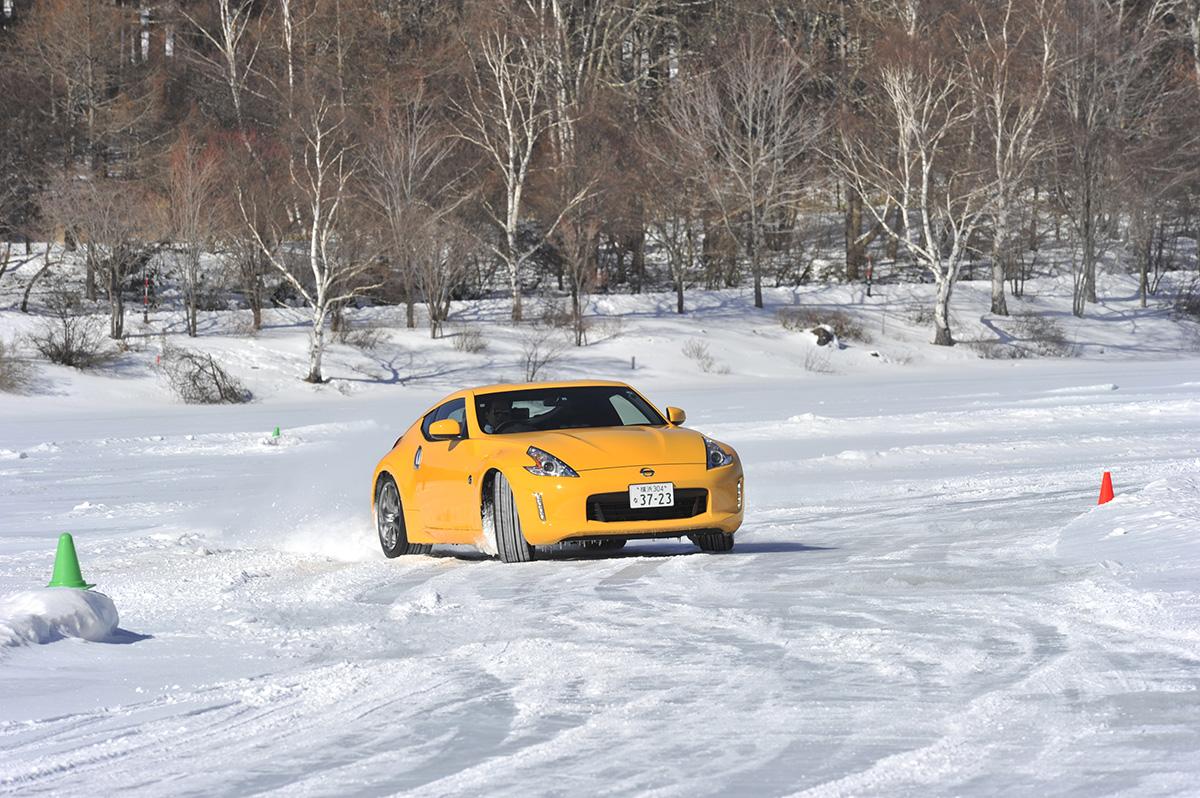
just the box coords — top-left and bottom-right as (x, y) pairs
(629, 482), (675, 508)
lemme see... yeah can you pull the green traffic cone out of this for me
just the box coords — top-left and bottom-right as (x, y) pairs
(47, 533), (95, 589)
(272, 426), (281, 439)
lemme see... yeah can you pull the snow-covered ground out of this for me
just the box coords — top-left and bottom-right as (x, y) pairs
(2, 271), (1200, 795)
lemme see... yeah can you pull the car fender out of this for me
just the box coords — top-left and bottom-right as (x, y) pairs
(474, 446), (540, 525)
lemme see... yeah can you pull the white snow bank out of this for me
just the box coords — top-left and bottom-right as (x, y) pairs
(0, 588), (120, 646)
(1057, 474), (1200, 590)
(1044, 383), (1119, 395)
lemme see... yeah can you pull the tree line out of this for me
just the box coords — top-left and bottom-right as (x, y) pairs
(1, 0), (1197, 381)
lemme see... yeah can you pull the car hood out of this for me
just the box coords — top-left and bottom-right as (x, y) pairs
(518, 426), (706, 470)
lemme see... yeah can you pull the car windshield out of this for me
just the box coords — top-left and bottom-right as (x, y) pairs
(475, 386), (667, 435)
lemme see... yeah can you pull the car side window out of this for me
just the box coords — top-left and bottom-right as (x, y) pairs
(443, 401), (467, 427)
(420, 411), (436, 440)
(421, 398), (467, 441)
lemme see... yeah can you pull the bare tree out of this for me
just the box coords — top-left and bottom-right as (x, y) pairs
(543, 99), (619, 345)
(453, 12), (584, 322)
(180, 0), (262, 129)
(20, 246), (56, 315)
(239, 98), (379, 382)
(1117, 54), (1197, 307)
(640, 122), (706, 314)
(363, 85), (459, 332)
(412, 215), (472, 339)
(213, 135), (275, 331)
(0, 54), (48, 265)
(666, 33), (822, 309)
(164, 132), (223, 337)
(43, 175), (158, 339)
(1052, 0), (1172, 316)
(1186, 0), (1200, 84)
(536, 0), (657, 338)
(839, 18), (992, 345)
(24, 0), (158, 300)
(962, 0), (1060, 316)
(24, 0), (124, 173)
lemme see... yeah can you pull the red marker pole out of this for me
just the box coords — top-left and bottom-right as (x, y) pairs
(143, 272), (149, 324)
(865, 258), (874, 298)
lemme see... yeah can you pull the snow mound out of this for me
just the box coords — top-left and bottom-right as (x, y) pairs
(389, 588), (456, 620)
(1056, 474), (1200, 589)
(0, 589), (120, 647)
(1044, 383), (1119, 395)
(0, 448), (28, 460)
(69, 500), (110, 515)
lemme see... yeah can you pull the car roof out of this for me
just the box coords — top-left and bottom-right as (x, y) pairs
(418, 381), (643, 419)
(469, 380), (631, 396)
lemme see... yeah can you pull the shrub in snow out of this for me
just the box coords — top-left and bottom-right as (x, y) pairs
(539, 299), (573, 329)
(1010, 312), (1077, 357)
(803, 346), (836, 374)
(0, 589), (119, 646)
(520, 326), (568, 381)
(160, 346), (251, 404)
(228, 312), (261, 338)
(336, 320), (385, 352)
(0, 338), (33, 393)
(453, 327), (487, 354)
(968, 339), (1028, 360)
(31, 291), (112, 369)
(904, 302), (937, 327)
(592, 316), (624, 343)
(1173, 278), (1200, 322)
(682, 339), (714, 371)
(682, 339), (730, 374)
(777, 307), (868, 343)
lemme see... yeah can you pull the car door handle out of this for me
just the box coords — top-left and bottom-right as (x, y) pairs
(413, 446), (422, 470)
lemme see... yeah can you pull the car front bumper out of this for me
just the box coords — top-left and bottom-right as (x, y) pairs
(504, 462), (744, 546)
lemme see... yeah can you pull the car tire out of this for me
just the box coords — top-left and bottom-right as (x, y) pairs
(375, 474), (432, 558)
(493, 473), (535, 563)
(691, 531), (734, 553)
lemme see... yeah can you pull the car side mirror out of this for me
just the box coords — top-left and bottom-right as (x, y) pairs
(428, 419), (463, 440)
(666, 407), (686, 426)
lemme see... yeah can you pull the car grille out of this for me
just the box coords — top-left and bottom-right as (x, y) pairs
(586, 488), (708, 522)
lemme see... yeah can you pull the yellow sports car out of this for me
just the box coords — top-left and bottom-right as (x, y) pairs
(371, 380), (744, 562)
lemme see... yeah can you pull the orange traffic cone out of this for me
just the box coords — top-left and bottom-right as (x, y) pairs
(1098, 471), (1114, 505)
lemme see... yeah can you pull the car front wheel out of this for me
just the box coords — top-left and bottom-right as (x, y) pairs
(492, 473), (535, 563)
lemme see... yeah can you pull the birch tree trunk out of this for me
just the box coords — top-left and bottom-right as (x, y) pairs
(933, 271), (956, 346)
(990, 197), (1010, 316)
(845, 191), (863, 281)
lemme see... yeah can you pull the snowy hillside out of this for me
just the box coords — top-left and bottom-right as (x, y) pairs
(2, 272), (1200, 795)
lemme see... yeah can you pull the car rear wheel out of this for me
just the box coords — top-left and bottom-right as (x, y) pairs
(691, 531), (734, 553)
(493, 473), (535, 563)
(376, 474), (431, 558)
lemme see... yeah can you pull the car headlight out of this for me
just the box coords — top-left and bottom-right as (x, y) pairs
(704, 437), (734, 469)
(525, 446), (579, 477)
